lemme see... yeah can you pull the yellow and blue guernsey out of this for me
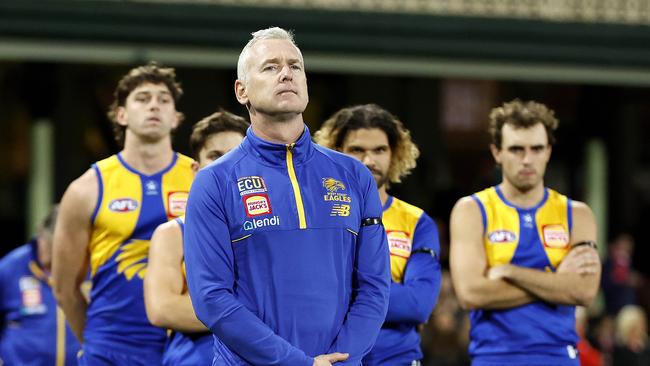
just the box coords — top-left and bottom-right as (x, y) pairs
(0, 241), (81, 366)
(184, 126), (391, 366)
(470, 186), (578, 366)
(83, 153), (193, 361)
(363, 196), (441, 366)
(162, 217), (213, 366)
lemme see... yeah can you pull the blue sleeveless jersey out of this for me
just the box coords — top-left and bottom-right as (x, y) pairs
(469, 186), (578, 365)
(84, 152), (194, 356)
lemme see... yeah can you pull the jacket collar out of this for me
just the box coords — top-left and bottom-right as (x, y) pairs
(242, 125), (314, 166)
(28, 238), (50, 283)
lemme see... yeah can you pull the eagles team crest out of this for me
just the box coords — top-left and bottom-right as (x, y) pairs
(322, 178), (351, 203)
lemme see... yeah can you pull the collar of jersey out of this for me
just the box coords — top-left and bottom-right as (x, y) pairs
(28, 238), (50, 282)
(495, 185), (549, 212)
(242, 125), (314, 166)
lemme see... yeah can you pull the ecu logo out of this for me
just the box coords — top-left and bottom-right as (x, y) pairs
(323, 178), (345, 192)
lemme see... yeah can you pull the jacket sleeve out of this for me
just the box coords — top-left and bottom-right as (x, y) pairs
(326, 168), (391, 364)
(0, 257), (7, 336)
(184, 169), (313, 366)
(385, 213), (442, 324)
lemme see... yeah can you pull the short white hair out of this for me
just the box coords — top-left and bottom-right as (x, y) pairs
(237, 27), (300, 83)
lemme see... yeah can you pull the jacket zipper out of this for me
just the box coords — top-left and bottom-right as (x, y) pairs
(286, 144), (307, 229)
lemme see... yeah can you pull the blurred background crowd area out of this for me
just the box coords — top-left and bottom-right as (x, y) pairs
(1, 1), (650, 364)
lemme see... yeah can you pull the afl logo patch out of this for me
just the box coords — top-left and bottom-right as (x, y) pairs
(543, 224), (569, 248)
(108, 198), (138, 212)
(167, 191), (188, 217)
(488, 230), (517, 243)
(243, 194), (272, 218)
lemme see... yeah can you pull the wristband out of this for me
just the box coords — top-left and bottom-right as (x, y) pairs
(571, 240), (598, 250)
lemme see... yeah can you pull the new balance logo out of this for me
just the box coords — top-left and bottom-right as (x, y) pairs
(330, 204), (350, 217)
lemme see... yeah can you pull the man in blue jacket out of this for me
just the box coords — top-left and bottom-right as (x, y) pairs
(315, 104), (442, 366)
(0, 205), (82, 365)
(184, 27), (391, 366)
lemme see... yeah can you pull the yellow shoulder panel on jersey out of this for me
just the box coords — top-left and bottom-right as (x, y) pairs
(89, 155), (142, 277)
(162, 154), (194, 219)
(475, 187), (519, 268)
(383, 197), (424, 283)
(536, 189), (571, 268)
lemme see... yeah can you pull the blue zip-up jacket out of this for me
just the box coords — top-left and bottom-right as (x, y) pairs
(184, 126), (391, 366)
(0, 241), (81, 366)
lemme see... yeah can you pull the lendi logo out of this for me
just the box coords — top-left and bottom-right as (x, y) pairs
(322, 177), (351, 203)
(243, 216), (281, 230)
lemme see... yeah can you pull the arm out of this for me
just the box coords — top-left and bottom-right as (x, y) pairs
(52, 169), (96, 342)
(144, 220), (207, 332)
(184, 170), (313, 366)
(0, 257), (7, 341)
(326, 168), (391, 365)
(385, 214), (441, 324)
(490, 201), (601, 307)
(449, 197), (536, 310)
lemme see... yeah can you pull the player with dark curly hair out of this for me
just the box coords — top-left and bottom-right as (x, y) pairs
(316, 104), (441, 366)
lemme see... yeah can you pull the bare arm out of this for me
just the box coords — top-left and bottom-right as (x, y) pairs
(52, 169), (96, 342)
(489, 201), (601, 307)
(144, 220), (207, 332)
(449, 197), (536, 310)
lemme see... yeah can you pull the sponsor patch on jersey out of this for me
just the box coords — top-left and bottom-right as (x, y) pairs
(237, 176), (268, 196)
(543, 224), (570, 248)
(488, 230), (517, 244)
(322, 177), (351, 203)
(108, 198), (138, 212)
(243, 193), (272, 217)
(19, 276), (46, 315)
(330, 204), (350, 217)
(243, 215), (280, 230)
(167, 191), (188, 217)
(387, 230), (412, 258)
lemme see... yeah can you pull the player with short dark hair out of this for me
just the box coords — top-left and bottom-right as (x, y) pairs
(52, 62), (195, 366)
(450, 99), (601, 366)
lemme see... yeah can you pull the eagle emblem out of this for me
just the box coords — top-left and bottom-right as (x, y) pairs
(322, 178), (346, 192)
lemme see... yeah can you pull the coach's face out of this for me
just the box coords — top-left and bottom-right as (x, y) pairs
(235, 39), (309, 118)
